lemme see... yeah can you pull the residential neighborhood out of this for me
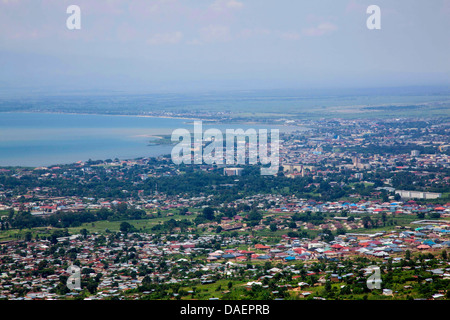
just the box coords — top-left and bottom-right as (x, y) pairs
(0, 117), (449, 300)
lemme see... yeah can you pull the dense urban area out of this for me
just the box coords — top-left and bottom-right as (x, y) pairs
(0, 116), (449, 300)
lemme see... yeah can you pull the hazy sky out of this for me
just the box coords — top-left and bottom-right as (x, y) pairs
(1, 0), (449, 93)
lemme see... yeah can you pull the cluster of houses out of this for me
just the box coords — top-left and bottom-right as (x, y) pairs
(278, 119), (449, 195)
(0, 233), (252, 300)
(1, 191), (448, 221)
(1, 215), (449, 300)
(0, 118), (449, 300)
(205, 219), (450, 263)
(192, 194), (450, 234)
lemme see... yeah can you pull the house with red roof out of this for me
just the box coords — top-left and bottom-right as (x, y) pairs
(254, 244), (271, 250)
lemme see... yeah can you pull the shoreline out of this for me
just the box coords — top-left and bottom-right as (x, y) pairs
(0, 110), (201, 122)
(0, 110), (303, 127)
(0, 112), (303, 168)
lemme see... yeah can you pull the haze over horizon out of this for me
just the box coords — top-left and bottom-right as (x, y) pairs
(1, 0), (450, 94)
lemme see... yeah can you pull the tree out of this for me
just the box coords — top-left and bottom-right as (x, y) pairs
(325, 281), (332, 292)
(428, 212), (440, 219)
(405, 250), (411, 260)
(247, 210), (262, 223)
(24, 231), (32, 242)
(80, 228), (88, 238)
(142, 275), (152, 284)
(86, 280), (98, 294)
(287, 231), (299, 238)
(202, 207), (215, 221)
(321, 229), (334, 242)
(362, 216), (373, 229)
(120, 222), (135, 233)
(117, 202), (128, 214)
(340, 285), (351, 295)
(50, 234), (58, 244)
(288, 221), (297, 229)
(381, 212), (387, 226)
(8, 209), (14, 221)
(270, 224), (277, 232)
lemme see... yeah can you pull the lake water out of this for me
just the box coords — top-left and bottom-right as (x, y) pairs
(0, 112), (296, 167)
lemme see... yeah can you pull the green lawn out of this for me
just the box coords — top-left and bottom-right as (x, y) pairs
(0, 227), (53, 242)
(0, 210), (9, 216)
(180, 279), (248, 300)
(67, 214), (196, 235)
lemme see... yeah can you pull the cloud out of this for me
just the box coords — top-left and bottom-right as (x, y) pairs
(147, 31), (183, 45)
(345, 0), (367, 14)
(1, 0), (19, 4)
(302, 22), (338, 37)
(210, 0), (244, 11)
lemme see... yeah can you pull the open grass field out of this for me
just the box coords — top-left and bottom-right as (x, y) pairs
(67, 213), (197, 235)
(0, 227), (54, 242)
(0, 207), (448, 244)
